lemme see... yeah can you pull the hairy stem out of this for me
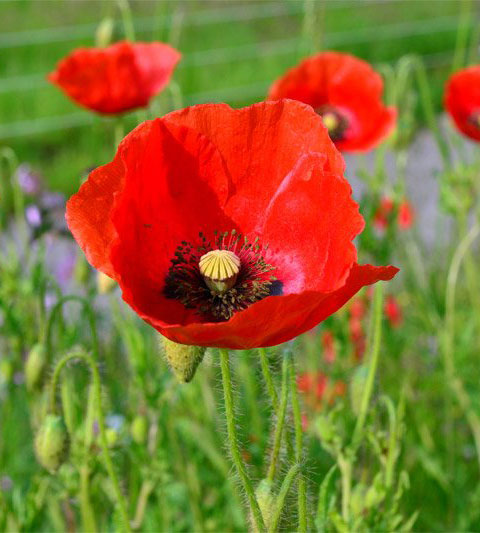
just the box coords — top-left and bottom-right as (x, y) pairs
(49, 350), (132, 532)
(219, 348), (265, 532)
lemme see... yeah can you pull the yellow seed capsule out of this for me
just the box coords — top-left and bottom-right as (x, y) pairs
(199, 249), (241, 294)
(161, 336), (206, 383)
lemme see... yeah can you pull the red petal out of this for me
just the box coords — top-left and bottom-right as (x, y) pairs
(164, 100), (345, 233)
(48, 41), (181, 114)
(262, 152), (364, 293)
(268, 52), (396, 152)
(130, 263), (398, 349)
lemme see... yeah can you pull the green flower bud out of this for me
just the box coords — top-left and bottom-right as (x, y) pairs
(131, 415), (148, 445)
(0, 359), (13, 384)
(35, 414), (69, 472)
(25, 343), (46, 391)
(252, 479), (275, 530)
(160, 336), (206, 383)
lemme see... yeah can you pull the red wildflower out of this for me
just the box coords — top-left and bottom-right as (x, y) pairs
(48, 41), (181, 114)
(398, 200), (414, 230)
(66, 100), (398, 349)
(385, 295), (403, 328)
(267, 52), (396, 153)
(445, 66), (480, 141)
(297, 372), (328, 400)
(321, 330), (336, 364)
(373, 196), (414, 232)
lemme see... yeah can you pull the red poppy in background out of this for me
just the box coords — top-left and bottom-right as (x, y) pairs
(267, 52), (396, 153)
(445, 66), (480, 142)
(373, 196), (414, 232)
(385, 295), (403, 328)
(66, 100), (397, 349)
(49, 41), (181, 114)
(321, 330), (336, 364)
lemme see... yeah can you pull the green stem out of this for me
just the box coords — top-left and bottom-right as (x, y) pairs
(259, 347), (295, 462)
(259, 348), (279, 410)
(266, 355), (289, 483)
(288, 354), (307, 532)
(411, 56), (451, 169)
(338, 454), (352, 524)
(45, 295), (99, 361)
(267, 463), (301, 533)
(452, 0), (472, 73)
(49, 350), (132, 532)
(220, 348), (265, 531)
(443, 222), (480, 472)
(351, 283), (384, 449)
(219, 348), (265, 532)
(80, 465), (98, 533)
(117, 0), (135, 41)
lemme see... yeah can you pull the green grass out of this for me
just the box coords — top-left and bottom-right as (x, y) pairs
(1, 0), (477, 193)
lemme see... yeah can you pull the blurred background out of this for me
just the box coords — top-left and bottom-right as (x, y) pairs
(1, 0), (478, 195)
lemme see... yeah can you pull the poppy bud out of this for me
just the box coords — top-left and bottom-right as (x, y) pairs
(97, 272), (117, 294)
(130, 415), (148, 445)
(105, 428), (118, 447)
(95, 17), (114, 48)
(160, 336), (206, 383)
(25, 343), (46, 391)
(34, 414), (70, 472)
(252, 479), (274, 531)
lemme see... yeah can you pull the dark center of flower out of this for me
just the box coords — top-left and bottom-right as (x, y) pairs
(315, 105), (348, 141)
(164, 230), (279, 321)
(468, 111), (480, 129)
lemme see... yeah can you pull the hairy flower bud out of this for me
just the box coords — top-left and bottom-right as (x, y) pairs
(160, 336), (206, 383)
(252, 479), (275, 530)
(25, 343), (46, 391)
(34, 414), (69, 472)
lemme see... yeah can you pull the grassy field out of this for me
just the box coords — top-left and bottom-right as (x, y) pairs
(1, 1), (480, 532)
(1, 0), (477, 192)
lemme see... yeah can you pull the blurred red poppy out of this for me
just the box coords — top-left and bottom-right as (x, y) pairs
(445, 66), (480, 141)
(321, 330), (336, 364)
(385, 295), (403, 328)
(267, 52), (396, 152)
(49, 41), (181, 114)
(398, 200), (414, 230)
(373, 196), (414, 232)
(66, 100), (398, 349)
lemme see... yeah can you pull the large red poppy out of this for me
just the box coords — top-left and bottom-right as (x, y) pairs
(445, 66), (480, 142)
(268, 52), (396, 153)
(66, 100), (398, 349)
(48, 41), (181, 114)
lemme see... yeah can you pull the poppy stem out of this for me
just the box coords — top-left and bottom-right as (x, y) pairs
(287, 353), (307, 532)
(219, 348), (266, 532)
(49, 349), (132, 532)
(351, 282), (384, 449)
(410, 56), (451, 169)
(117, 0), (136, 41)
(266, 354), (289, 483)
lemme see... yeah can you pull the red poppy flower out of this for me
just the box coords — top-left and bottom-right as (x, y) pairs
(66, 100), (398, 349)
(445, 66), (480, 141)
(48, 41), (181, 114)
(267, 52), (396, 153)
(321, 330), (336, 364)
(398, 200), (414, 230)
(384, 295), (403, 328)
(373, 196), (414, 232)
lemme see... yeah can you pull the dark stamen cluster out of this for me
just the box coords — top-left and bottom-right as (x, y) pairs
(164, 230), (277, 321)
(315, 104), (349, 141)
